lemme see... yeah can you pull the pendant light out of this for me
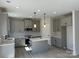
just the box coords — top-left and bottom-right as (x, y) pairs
(33, 12), (37, 28)
(43, 13), (46, 28)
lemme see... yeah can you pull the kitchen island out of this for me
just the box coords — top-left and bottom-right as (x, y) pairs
(15, 36), (49, 54)
(30, 37), (49, 54)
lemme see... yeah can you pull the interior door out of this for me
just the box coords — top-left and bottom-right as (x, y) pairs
(61, 26), (67, 49)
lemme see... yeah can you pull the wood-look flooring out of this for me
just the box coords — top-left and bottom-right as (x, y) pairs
(15, 46), (79, 58)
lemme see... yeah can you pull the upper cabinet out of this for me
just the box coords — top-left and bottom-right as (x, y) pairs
(24, 19), (32, 28)
(53, 18), (61, 32)
(52, 14), (72, 32)
(10, 18), (40, 33)
(10, 19), (24, 33)
(51, 13), (72, 33)
(60, 15), (72, 26)
(14, 20), (24, 32)
(0, 13), (8, 35)
(24, 18), (40, 32)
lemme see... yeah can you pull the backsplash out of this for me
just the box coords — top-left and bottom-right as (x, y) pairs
(9, 32), (41, 38)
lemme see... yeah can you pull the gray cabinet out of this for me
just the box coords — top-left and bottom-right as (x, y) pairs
(14, 20), (24, 32)
(10, 19), (24, 33)
(51, 37), (62, 48)
(0, 13), (8, 35)
(51, 37), (56, 46)
(24, 19), (40, 32)
(60, 15), (72, 26)
(31, 40), (48, 54)
(53, 18), (60, 32)
(15, 39), (25, 47)
(56, 38), (62, 47)
(24, 19), (32, 28)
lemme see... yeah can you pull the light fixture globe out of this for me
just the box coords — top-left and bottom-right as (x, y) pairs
(44, 24), (46, 28)
(43, 13), (46, 28)
(33, 12), (37, 28)
(34, 24), (37, 28)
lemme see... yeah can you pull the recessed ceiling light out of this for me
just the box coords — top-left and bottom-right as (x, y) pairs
(16, 7), (19, 8)
(38, 10), (40, 12)
(53, 12), (56, 14)
(30, 16), (32, 18)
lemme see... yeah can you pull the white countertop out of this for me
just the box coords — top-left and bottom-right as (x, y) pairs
(0, 38), (15, 46)
(14, 37), (49, 42)
(30, 38), (49, 42)
(0, 40), (15, 46)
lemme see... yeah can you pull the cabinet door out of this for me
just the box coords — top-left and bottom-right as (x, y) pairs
(61, 16), (72, 26)
(51, 37), (56, 46)
(14, 20), (24, 32)
(65, 16), (72, 26)
(56, 38), (62, 48)
(15, 39), (25, 47)
(53, 19), (56, 32)
(53, 18), (60, 32)
(51, 37), (62, 48)
(25, 20), (32, 28)
(0, 14), (8, 35)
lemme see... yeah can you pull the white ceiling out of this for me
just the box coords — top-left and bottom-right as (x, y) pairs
(0, 0), (79, 18)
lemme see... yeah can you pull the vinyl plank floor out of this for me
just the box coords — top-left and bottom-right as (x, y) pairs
(15, 46), (79, 58)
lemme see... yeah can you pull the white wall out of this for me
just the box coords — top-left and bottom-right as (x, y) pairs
(72, 11), (79, 55)
(40, 17), (51, 45)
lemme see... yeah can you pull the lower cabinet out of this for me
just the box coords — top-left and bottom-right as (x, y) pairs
(31, 40), (48, 54)
(51, 37), (56, 46)
(15, 39), (25, 47)
(51, 37), (62, 48)
(56, 38), (62, 48)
